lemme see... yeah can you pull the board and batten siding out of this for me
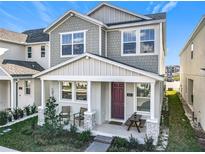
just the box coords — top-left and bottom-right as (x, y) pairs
(88, 5), (141, 24)
(107, 24), (160, 74)
(50, 16), (100, 67)
(44, 57), (142, 77)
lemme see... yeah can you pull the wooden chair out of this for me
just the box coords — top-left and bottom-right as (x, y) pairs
(73, 107), (87, 126)
(59, 106), (71, 123)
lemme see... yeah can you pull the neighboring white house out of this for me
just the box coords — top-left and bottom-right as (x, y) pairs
(0, 2), (166, 143)
(180, 16), (205, 131)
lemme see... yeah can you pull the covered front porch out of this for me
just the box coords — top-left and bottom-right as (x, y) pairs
(35, 53), (163, 142)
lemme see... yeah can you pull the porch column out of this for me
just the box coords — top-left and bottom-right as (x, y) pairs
(10, 79), (14, 110)
(38, 79), (45, 126)
(146, 81), (159, 145)
(150, 81), (155, 120)
(84, 81), (96, 130)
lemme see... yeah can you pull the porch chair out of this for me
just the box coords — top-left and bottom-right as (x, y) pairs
(59, 106), (71, 123)
(73, 107), (87, 126)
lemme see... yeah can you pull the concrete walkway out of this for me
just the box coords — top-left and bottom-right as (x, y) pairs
(85, 135), (113, 152)
(0, 146), (19, 152)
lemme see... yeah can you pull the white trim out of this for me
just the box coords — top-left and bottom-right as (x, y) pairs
(150, 82), (155, 120)
(34, 53), (163, 81)
(0, 38), (25, 45)
(48, 41), (51, 68)
(108, 19), (165, 30)
(180, 16), (205, 56)
(10, 79), (14, 109)
(105, 30), (108, 57)
(44, 10), (107, 33)
(87, 2), (151, 20)
(99, 26), (102, 56)
(60, 30), (87, 58)
(25, 41), (49, 45)
(41, 79), (45, 107)
(87, 81), (91, 112)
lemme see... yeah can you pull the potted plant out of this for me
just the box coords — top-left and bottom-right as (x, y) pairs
(24, 105), (31, 116)
(12, 108), (19, 120)
(18, 108), (24, 118)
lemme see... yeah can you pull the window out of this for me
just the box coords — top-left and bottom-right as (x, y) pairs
(61, 31), (85, 56)
(61, 82), (72, 100)
(140, 29), (155, 53)
(25, 80), (31, 95)
(41, 46), (45, 57)
(122, 30), (136, 54)
(136, 83), (151, 112)
(191, 43), (194, 59)
(27, 47), (32, 58)
(75, 82), (87, 101)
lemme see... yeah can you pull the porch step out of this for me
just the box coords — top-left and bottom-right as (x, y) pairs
(85, 135), (114, 152)
(94, 135), (113, 144)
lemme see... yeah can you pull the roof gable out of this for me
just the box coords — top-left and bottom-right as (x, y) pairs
(34, 53), (163, 81)
(87, 3), (151, 24)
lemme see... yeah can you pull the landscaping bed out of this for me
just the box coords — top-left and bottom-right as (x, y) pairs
(0, 117), (93, 152)
(165, 90), (203, 151)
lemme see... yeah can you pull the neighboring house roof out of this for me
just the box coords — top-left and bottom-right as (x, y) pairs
(180, 15), (205, 56)
(34, 53), (163, 81)
(145, 13), (166, 20)
(87, 2), (151, 20)
(2, 59), (44, 77)
(0, 28), (27, 44)
(23, 28), (49, 43)
(44, 10), (108, 33)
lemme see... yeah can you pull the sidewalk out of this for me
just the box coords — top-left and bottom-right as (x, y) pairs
(0, 146), (19, 152)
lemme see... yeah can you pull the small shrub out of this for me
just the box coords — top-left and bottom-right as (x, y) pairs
(69, 124), (77, 136)
(18, 108), (24, 118)
(112, 137), (129, 148)
(24, 105), (31, 116)
(31, 105), (37, 114)
(79, 130), (91, 143)
(129, 134), (139, 149)
(144, 136), (155, 151)
(12, 108), (19, 120)
(0, 111), (8, 125)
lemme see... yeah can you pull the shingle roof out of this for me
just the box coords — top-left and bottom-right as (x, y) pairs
(23, 28), (49, 43)
(106, 12), (166, 26)
(0, 28), (27, 44)
(2, 59), (44, 77)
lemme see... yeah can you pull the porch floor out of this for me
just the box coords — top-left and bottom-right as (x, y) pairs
(92, 122), (146, 144)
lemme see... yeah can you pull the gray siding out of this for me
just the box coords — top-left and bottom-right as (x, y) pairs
(89, 5), (141, 24)
(101, 30), (106, 56)
(107, 31), (159, 73)
(50, 16), (100, 67)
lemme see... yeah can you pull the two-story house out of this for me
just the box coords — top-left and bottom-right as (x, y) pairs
(0, 28), (49, 109)
(180, 16), (205, 131)
(0, 3), (166, 143)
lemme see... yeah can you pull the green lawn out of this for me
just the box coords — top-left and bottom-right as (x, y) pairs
(166, 91), (203, 151)
(0, 117), (92, 152)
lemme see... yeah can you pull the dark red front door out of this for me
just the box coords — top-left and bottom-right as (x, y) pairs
(111, 82), (124, 120)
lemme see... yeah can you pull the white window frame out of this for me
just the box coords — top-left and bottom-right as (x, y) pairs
(59, 81), (87, 104)
(140, 28), (155, 54)
(121, 30), (137, 56)
(27, 47), (32, 58)
(121, 27), (157, 56)
(25, 80), (31, 95)
(134, 83), (151, 115)
(60, 30), (87, 58)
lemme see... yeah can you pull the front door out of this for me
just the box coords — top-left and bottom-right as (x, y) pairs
(111, 82), (124, 120)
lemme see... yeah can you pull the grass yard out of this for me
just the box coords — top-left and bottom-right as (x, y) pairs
(166, 90), (203, 152)
(0, 117), (92, 152)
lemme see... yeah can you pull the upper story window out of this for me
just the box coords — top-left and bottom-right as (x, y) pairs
(27, 47), (32, 58)
(122, 30), (136, 55)
(140, 29), (155, 53)
(61, 31), (85, 57)
(25, 80), (31, 95)
(41, 46), (45, 57)
(191, 43), (194, 59)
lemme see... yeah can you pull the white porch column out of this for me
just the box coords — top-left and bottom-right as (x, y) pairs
(38, 79), (45, 126)
(146, 81), (159, 145)
(84, 81), (96, 130)
(10, 79), (14, 110)
(150, 81), (155, 120)
(87, 81), (91, 112)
